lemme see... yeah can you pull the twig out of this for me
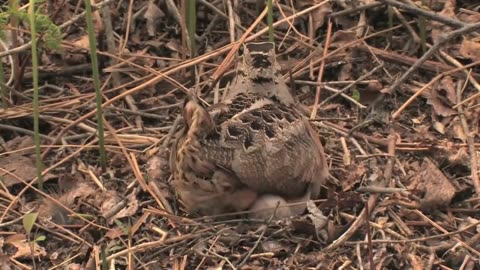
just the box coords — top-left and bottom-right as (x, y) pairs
(100, 4), (143, 129)
(319, 63), (384, 107)
(455, 79), (480, 193)
(364, 200), (374, 270)
(0, 39), (15, 86)
(236, 220), (274, 267)
(378, 0), (466, 28)
(391, 7), (420, 43)
(387, 22), (480, 93)
(197, 0), (247, 32)
(391, 59), (480, 120)
(310, 19), (332, 118)
(328, 2), (384, 18)
(325, 129), (397, 251)
(0, 123), (55, 141)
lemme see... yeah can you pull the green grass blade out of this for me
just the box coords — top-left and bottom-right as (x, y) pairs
(84, 0), (107, 171)
(0, 55), (6, 108)
(186, 0), (196, 57)
(419, 0), (427, 54)
(267, 0), (274, 42)
(28, 0), (43, 190)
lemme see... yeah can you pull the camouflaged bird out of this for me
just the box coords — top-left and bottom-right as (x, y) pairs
(172, 42), (328, 218)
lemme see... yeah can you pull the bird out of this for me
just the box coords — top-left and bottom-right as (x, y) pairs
(171, 42), (328, 218)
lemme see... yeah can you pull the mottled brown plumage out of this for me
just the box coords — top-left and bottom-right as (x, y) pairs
(172, 42), (328, 218)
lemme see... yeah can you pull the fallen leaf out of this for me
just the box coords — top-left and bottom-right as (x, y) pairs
(426, 80), (457, 117)
(3, 136), (35, 155)
(145, 0), (165, 36)
(451, 116), (467, 143)
(0, 155), (55, 187)
(261, 240), (290, 253)
(111, 190), (139, 220)
(0, 254), (12, 270)
(38, 181), (96, 225)
(5, 234), (46, 259)
(460, 38), (480, 62)
(72, 35), (90, 50)
(433, 121), (446, 134)
(430, 0), (457, 44)
(147, 146), (171, 181)
(408, 157), (456, 209)
(311, 3), (332, 31)
(105, 227), (127, 239)
(439, 76), (457, 104)
(307, 201), (328, 241)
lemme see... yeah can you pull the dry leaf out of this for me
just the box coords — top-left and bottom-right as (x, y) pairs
(426, 81), (457, 117)
(72, 35), (91, 50)
(261, 240), (290, 253)
(409, 157), (456, 209)
(145, 0), (165, 36)
(147, 147), (171, 181)
(0, 155), (55, 187)
(311, 3), (332, 31)
(307, 201), (328, 241)
(38, 181), (96, 225)
(111, 190), (139, 220)
(433, 121), (446, 134)
(99, 191), (122, 223)
(105, 227), (127, 239)
(460, 39), (480, 62)
(451, 116), (467, 143)
(430, 0), (457, 44)
(3, 136), (35, 155)
(0, 254), (12, 270)
(439, 76), (457, 104)
(5, 234), (46, 259)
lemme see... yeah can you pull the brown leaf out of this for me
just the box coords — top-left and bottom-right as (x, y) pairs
(307, 201), (328, 241)
(145, 0), (165, 36)
(330, 30), (357, 48)
(409, 157), (456, 209)
(0, 254), (12, 270)
(147, 147), (171, 181)
(426, 81), (457, 117)
(105, 227), (127, 239)
(451, 116), (467, 143)
(430, 0), (457, 44)
(311, 3), (332, 31)
(5, 234), (46, 259)
(447, 146), (469, 167)
(439, 76), (457, 104)
(38, 181), (96, 225)
(460, 39), (480, 62)
(99, 191), (122, 223)
(433, 121), (446, 134)
(0, 155), (55, 187)
(261, 240), (290, 253)
(111, 190), (139, 220)
(3, 136), (35, 155)
(72, 35), (90, 50)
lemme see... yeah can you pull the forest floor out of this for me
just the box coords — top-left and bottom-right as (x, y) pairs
(1, 0), (480, 269)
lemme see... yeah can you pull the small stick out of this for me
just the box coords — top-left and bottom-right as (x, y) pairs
(387, 22), (480, 94)
(310, 19), (332, 118)
(378, 0), (466, 28)
(456, 78), (480, 194)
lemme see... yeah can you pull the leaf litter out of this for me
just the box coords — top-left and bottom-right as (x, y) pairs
(0, 0), (479, 269)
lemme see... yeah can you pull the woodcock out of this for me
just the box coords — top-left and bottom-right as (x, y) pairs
(172, 42), (328, 218)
